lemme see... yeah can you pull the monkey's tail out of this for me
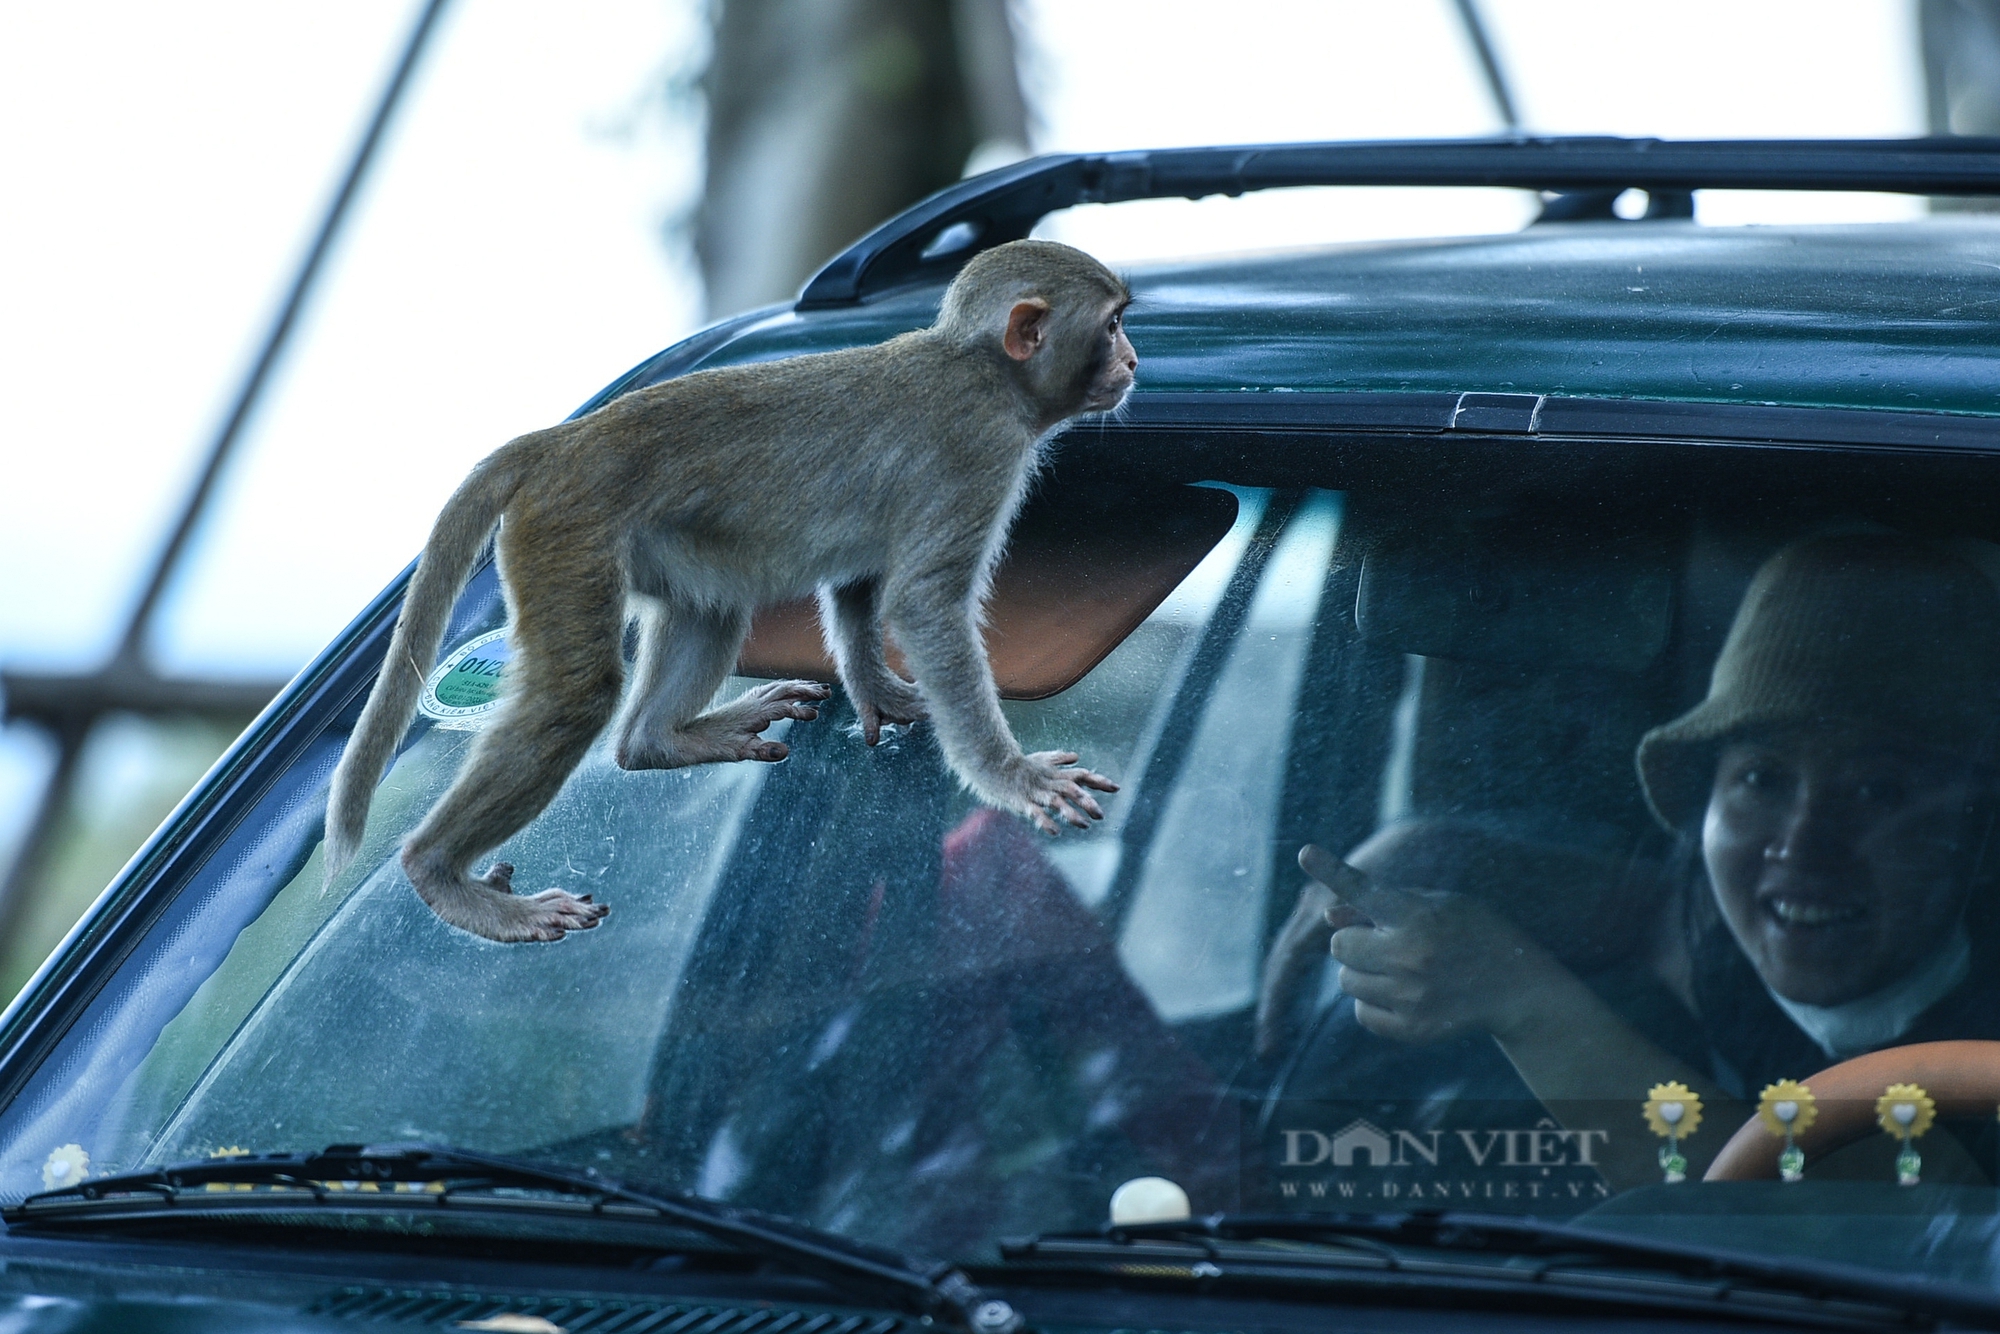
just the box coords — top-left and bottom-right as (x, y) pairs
(323, 456), (522, 880)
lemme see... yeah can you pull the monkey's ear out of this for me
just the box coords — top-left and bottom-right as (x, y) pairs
(1003, 299), (1052, 361)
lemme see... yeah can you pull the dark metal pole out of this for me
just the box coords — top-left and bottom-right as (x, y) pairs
(1452, 0), (1522, 133)
(116, 0), (454, 663)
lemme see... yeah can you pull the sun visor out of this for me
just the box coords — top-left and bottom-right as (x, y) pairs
(1355, 527), (1675, 674)
(737, 485), (1239, 700)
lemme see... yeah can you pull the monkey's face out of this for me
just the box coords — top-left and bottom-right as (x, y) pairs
(1003, 287), (1139, 423)
(1078, 300), (1139, 414)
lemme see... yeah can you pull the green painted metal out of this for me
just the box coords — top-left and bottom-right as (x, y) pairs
(695, 218), (2000, 418)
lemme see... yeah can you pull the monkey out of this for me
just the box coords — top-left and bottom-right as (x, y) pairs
(323, 239), (1137, 944)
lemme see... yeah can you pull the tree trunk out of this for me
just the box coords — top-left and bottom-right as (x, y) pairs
(696, 0), (1027, 318)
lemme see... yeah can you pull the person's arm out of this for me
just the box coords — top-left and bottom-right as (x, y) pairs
(1299, 844), (1748, 1189)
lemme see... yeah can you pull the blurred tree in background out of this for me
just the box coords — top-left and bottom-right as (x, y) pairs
(697, 0), (1026, 316)
(1924, 0), (2000, 136)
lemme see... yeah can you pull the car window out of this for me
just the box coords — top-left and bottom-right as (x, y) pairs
(6, 434), (2000, 1282)
(1116, 491), (1341, 1024)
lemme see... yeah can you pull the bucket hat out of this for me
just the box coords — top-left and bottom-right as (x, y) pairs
(1636, 533), (2000, 830)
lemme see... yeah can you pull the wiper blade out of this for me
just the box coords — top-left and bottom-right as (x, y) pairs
(7, 1143), (1021, 1334)
(1004, 1211), (2000, 1331)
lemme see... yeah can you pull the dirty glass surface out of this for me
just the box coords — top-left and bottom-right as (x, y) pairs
(5, 443), (2000, 1286)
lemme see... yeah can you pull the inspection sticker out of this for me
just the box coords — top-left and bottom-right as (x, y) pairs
(418, 628), (511, 729)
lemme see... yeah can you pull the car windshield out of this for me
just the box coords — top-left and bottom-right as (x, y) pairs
(4, 417), (2000, 1286)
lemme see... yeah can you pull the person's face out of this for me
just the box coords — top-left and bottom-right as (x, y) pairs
(1703, 726), (1984, 1006)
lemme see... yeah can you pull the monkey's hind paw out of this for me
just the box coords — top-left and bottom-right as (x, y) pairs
(409, 855), (608, 943)
(470, 883), (607, 943)
(1011, 751), (1120, 835)
(509, 888), (609, 942)
(855, 678), (927, 746)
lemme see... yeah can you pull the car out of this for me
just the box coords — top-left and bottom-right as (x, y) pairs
(2, 136), (2000, 1333)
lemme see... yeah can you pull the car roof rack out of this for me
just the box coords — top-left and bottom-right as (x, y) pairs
(796, 135), (2000, 308)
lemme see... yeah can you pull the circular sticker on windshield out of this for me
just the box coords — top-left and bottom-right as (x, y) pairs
(418, 628), (511, 729)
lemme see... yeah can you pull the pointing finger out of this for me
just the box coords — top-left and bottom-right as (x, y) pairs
(1297, 844), (1423, 928)
(1298, 844), (1364, 896)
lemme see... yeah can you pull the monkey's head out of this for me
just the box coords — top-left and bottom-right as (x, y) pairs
(936, 239), (1137, 425)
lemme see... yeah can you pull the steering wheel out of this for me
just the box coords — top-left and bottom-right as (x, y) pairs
(1704, 1040), (2000, 1180)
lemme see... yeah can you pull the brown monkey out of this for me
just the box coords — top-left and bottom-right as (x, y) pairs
(324, 239), (1136, 943)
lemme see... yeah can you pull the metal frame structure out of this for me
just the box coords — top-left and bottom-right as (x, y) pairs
(0, 0), (451, 951)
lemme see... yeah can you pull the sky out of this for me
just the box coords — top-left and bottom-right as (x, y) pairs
(0, 0), (1929, 868)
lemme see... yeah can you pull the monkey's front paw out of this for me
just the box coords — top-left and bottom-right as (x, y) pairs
(854, 676), (927, 745)
(1006, 751), (1120, 835)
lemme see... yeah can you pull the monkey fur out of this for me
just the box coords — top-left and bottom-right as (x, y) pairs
(324, 239), (1137, 943)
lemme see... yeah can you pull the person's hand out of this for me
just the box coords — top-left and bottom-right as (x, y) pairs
(1297, 843), (1568, 1046)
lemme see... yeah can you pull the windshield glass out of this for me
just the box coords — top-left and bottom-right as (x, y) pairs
(6, 427), (2000, 1284)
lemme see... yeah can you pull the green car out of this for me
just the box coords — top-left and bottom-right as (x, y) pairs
(6, 137), (2000, 1332)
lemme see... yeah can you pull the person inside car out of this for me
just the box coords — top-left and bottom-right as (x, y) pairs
(1273, 532), (2000, 1184)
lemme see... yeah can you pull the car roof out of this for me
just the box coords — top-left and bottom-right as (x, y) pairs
(681, 217), (2000, 418)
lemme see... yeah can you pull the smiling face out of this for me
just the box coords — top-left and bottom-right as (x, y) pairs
(1703, 725), (1984, 1006)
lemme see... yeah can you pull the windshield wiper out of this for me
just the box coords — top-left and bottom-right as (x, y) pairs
(6, 1143), (1022, 1334)
(1002, 1211), (2000, 1331)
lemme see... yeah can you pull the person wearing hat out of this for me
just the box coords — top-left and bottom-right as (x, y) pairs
(1294, 531), (2000, 1184)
